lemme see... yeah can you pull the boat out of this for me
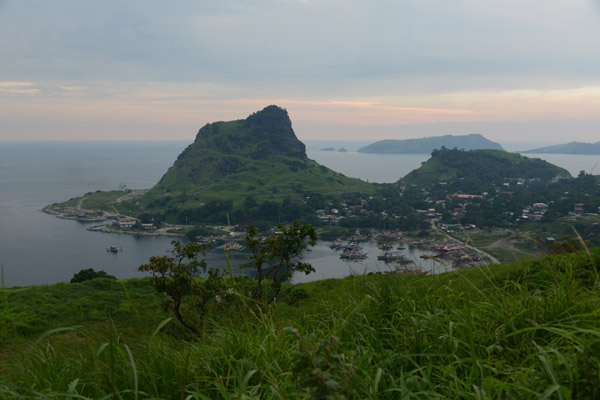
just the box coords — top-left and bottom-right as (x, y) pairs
(340, 251), (368, 260)
(329, 240), (344, 250)
(377, 252), (413, 264)
(108, 245), (120, 253)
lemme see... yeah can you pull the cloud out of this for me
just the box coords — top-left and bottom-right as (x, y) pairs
(0, 81), (34, 87)
(0, 88), (39, 94)
(1, 1), (600, 141)
(2, 1), (599, 88)
(59, 86), (85, 92)
(0, 81), (38, 94)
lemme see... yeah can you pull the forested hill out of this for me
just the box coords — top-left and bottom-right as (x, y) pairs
(122, 105), (373, 225)
(520, 141), (600, 155)
(357, 134), (503, 154)
(401, 148), (571, 186)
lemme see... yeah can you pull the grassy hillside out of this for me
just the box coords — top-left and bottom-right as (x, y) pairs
(358, 134), (503, 154)
(130, 157), (371, 210)
(2, 248), (599, 398)
(402, 148), (571, 186)
(95, 106), (374, 224)
(47, 106), (373, 226)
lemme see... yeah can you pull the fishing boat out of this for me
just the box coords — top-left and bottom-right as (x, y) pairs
(377, 252), (413, 264)
(329, 240), (344, 250)
(340, 251), (368, 260)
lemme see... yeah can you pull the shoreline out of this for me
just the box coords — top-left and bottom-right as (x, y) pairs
(41, 204), (204, 238)
(86, 224), (185, 237)
(42, 204), (498, 266)
(41, 205), (111, 223)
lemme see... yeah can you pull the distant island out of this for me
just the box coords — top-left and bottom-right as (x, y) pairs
(519, 141), (600, 155)
(357, 134), (503, 154)
(319, 147), (348, 152)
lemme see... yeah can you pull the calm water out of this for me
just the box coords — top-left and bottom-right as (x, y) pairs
(1, 140), (597, 287)
(0, 141), (189, 287)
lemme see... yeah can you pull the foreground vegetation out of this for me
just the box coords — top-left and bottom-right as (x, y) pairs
(1, 245), (599, 398)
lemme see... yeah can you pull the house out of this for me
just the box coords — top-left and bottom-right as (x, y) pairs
(447, 193), (484, 200)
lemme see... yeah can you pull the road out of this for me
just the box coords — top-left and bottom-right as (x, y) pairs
(430, 220), (500, 264)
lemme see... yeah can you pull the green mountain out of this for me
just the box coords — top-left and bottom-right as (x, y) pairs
(357, 134), (503, 154)
(401, 148), (571, 186)
(121, 106), (372, 224)
(520, 141), (600, 155)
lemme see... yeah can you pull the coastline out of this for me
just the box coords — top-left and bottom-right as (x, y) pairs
(86, 223), (185, 237)
(41, 204), (186, 237)
(42, 203), (498, 266)
(41, 205), (110, 223)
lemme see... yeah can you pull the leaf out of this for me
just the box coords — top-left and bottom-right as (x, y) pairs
(34, 326), (83, 345)
(67, 378), (80, 394)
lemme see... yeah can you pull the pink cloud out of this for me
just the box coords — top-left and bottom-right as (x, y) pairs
(0, 81), (34, 87)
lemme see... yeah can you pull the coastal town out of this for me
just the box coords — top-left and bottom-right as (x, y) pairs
(43, 161), (600, 272)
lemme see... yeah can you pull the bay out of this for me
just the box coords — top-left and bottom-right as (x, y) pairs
(1, 140), (596, 287)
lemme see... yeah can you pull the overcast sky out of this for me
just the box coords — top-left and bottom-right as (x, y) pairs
(2, 0), (600, 144)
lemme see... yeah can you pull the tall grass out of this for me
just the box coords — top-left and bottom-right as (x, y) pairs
(1, 249), (599, 398)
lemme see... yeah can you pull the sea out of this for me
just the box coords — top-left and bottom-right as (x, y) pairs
(1, 140), (599, 288)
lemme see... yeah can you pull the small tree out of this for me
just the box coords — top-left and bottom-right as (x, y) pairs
(243, 221), (317, 305)
(138, 240), (225, 337)
(71, 268), (116, 283)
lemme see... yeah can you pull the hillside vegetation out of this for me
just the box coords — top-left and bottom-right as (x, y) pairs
(401, 147), (571, 187)
(2, 248), (599, 398)
(114, 106), (373, 224)
(357, 134), (503, 154)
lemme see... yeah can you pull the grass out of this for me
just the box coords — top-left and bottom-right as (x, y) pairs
(456, 229), (512, 247)
(51, 157), (374, 223)
(1, 249), (599, 398)
(138, 157), (373, 211)
(51, 190), (128, 214)
(0, 278), (165, 339)
(455, 228), (556, 262)
(80, 190), (127, 211)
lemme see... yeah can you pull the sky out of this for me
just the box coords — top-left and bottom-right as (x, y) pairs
(1, 0), (600, 144)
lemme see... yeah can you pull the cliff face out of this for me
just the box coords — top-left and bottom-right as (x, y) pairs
(161, 105), (307, 186)
(189, 105), (306, 161)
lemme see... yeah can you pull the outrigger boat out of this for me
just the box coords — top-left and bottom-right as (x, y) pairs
(340, 251), (368, 260)
(377, 252), (413, 264)
(329, 240), (344, 250)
